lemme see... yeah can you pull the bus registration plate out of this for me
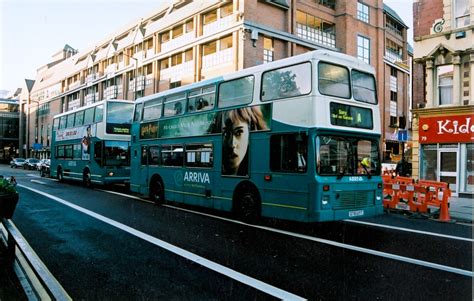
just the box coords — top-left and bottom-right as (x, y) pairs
(349, 210), (364, 217)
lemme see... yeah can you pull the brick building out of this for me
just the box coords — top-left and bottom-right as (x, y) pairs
(23, 0), (410, 163)
(412, 0), (473, 197)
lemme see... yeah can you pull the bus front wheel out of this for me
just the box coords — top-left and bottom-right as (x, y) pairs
(150, 178), (164, 205)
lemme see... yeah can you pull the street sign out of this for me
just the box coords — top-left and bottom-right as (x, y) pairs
(398, 130), (407, 142)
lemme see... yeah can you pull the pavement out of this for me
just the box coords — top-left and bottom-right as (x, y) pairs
(448, 196), (474, 223)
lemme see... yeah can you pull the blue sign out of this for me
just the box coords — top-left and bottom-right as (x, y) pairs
(33, 143), (43, 150)
(398, 130), (407, 142)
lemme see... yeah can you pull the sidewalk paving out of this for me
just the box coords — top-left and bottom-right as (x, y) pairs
(449, 196), (474, 223)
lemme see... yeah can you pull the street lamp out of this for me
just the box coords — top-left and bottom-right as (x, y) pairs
(127, 54), (139, 100)
(26, 99), (40, 158)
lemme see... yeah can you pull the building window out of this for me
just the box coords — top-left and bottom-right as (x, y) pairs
(263, 37), (274, 63)
(390, 91), (397, 102)
(160, 59), (169, 70)
(221, 3), (233, 17)
(185, 49), (193, 62)
(437, 65), (453, 105)
(220, 35), (233, 50)
(161, 31), (170, 43)
(171, 53), (182, 66)
(203, 9), (217, 25)
(455, 0), (470, 28)
(185, 19), (194, 33)
(318, 0), (335, 9)
(296, 10), (336, 48)
(172, 25), (184, 39)
(391, 67), (397, 77)
(357, 35), (370, 64)
(357, 2), (369, 23)
(203, 41), (217, 56)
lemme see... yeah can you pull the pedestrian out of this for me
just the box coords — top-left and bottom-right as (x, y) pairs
(396, 158), (409, 176)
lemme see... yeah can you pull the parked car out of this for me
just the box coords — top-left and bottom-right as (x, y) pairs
(39, 159), (50, 177)
(36, 159), (48, 170)
(10, 158), (26, 168)
(23, 158), (40, 170)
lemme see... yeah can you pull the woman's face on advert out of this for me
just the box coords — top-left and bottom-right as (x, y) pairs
(223, 118), (249, 171)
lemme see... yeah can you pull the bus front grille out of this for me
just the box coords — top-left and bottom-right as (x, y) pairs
(333, 191), (374, 209)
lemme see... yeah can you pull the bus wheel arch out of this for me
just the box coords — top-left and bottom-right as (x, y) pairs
(232, 181), (261, 223)
(83, 168), (92, 188)
(149, 174), (165, 205)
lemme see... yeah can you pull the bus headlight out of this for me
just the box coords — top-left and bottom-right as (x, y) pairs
(108, 171), (114, 177)
(322, 196), (329, 205)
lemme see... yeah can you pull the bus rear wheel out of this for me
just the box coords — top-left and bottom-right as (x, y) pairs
(83, 170), (92, 188)
(235, 187), (260, 224)
(150, 179), (164, 205)
(57, 167), (64, 182)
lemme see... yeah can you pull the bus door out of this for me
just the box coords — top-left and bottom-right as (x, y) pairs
(138, 145), (152, 195)
(263, 133), (310, 219)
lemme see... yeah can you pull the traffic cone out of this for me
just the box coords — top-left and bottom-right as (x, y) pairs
(437, 196), (452, 223)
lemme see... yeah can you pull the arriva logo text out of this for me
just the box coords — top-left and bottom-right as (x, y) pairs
(348, 176), (363, 181)
(184, 171), (210, 184)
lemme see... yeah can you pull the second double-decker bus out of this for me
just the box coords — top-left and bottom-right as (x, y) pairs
(51, 99), (134, 186)
(130, 50), (383, 222)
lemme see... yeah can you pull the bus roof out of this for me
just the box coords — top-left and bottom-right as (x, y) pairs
(135, 49), (375, 105)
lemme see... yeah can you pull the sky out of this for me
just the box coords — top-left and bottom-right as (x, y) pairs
(0, 0), (414, 95)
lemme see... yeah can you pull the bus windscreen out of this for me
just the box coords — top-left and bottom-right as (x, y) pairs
(106, 102), (134, 134)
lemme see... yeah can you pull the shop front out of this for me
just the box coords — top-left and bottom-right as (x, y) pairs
(413, 108), (474, 197)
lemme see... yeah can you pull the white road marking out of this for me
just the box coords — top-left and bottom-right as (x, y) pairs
(18, 185), (305, 301)
(96, 189), (152, 203)
(344, 219), (474, 242)
(92, 188), (474, 277)
(27, 174), (41, 178)
(30, 180), (47, 185)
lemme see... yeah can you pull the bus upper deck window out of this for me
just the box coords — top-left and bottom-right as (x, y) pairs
(318, 62), (350, 99)
(261, 62), (311, 101)
(351, 69), (377, 104)
(84, 108), (94, 125)
(218, 76), (254, 108)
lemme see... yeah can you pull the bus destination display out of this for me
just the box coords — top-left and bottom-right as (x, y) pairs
(330, 102), (373, 129)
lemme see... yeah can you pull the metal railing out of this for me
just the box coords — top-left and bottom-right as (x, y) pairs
(0, 218), (71, 301)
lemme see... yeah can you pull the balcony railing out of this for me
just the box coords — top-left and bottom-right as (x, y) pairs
(68, 81), (81, 91)
(104, 86), (118, 100)
(385, 49), (403, 63)
(105, 64), (117, 77)
(203, 14), (234, 36)
(160, 61), (194, 82)
(67, 98), (80, 111)
(85, 73), (98, 83)
(202, 48), (233, 69)
(161, 32), (194, 53)
(84, 93), (99, 105)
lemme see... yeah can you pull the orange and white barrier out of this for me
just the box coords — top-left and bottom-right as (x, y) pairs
(382, 176), (452, 222)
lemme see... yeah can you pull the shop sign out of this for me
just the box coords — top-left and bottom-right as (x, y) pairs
(419, 114), (474, 143)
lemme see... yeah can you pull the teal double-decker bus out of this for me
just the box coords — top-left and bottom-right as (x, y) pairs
(130, 50), (383, 222)
(51, 99), (134, 186)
